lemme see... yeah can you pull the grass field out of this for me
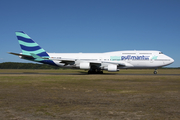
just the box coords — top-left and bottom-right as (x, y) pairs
(0, 68), (180, 74)
(0, 69), (180, 120)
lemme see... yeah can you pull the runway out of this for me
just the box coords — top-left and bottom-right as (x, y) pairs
(0, 72), (180, 76)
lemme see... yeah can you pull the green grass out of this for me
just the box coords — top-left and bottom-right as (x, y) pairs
(0, 69), (180, 119)
(0, 68), (180, 74)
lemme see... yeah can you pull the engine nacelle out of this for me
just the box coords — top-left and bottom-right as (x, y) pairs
(80, 62), (90, 70)
(108, 64), (119, 72)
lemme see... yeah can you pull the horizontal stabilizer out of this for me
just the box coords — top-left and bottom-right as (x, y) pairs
(8, 52), (34, 59)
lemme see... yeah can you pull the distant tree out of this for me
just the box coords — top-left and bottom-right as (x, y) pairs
(0, 62), (59, 69)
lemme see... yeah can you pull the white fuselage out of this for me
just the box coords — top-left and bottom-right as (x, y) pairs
(48, 50), (174, 70)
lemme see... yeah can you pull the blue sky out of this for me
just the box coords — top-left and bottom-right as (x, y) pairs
(0, 0), (179, 67)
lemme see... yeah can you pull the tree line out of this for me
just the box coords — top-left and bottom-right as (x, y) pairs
(0, 62), (59, 69)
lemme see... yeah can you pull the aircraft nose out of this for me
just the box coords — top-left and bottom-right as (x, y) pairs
(164, 55), (174, 65)
(170, 58), (174, 63)
(167, 56), (174, 64)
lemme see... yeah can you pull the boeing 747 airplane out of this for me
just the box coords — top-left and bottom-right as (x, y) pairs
(9, 31), (174, 74)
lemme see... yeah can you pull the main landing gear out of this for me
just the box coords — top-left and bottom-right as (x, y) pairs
(153, 68), (158, 74)
(88, 69), (103, 74)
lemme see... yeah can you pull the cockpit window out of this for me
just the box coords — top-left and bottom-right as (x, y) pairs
(159, 52), (163, 54)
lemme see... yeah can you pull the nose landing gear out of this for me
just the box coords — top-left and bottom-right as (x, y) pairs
(153, 68), (158, 74)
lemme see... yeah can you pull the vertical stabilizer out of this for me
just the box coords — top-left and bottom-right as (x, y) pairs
(15, 31), (49, 58)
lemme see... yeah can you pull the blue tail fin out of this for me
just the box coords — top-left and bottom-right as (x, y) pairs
(15, 31), (49, 58)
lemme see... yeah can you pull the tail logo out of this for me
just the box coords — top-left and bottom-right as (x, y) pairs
(15, 31), (49, 58)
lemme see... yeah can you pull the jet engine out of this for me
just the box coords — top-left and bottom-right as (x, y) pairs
(107, 64), (119, 72)
(80, 62), (90, 70)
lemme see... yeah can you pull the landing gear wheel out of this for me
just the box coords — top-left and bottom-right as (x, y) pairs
(88, 69), (95, 74)
(88, 70), (92, 74)
(88, 69), (103, 74)
(154, 68), (158, 74)
(153, 71), (157, 74)
(97, 71), (103, 74)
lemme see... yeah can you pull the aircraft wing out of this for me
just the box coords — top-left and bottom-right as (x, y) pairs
(8, 52), (34, 59)
(50, 58), (75, 63)
(50, 58), (76, 65)
(57, 59), (126, 67)
(59, 59), (75, 65)
(89, 61), (126, 67)
(101, 61), (126, 67)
